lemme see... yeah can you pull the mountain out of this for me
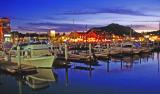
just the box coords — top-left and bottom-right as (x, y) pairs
(145, 30), (160, 35)
(88, 23), (139, 36)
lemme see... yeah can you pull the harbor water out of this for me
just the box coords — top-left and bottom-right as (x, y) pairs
(1, 52), (160, 94)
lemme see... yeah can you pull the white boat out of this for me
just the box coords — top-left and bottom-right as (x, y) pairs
(10, 42), (55, 68)
(122, 42), (141, 54)
(121, 42), (133, 54)
(25, 69), (56, 90)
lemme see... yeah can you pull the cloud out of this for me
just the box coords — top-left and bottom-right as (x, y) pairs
(13, 26), (51, 32)
(130, 25), (148, 29)
(61, 8), (160, 17)
(134, 20), (160, 22)
(129, 24), (157, 30)
(13, 22), (98, 32)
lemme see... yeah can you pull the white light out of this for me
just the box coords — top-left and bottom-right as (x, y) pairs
(4, 34), (11, 37)
(50, 30), (56, 37)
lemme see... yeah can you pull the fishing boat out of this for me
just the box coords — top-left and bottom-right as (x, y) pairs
(25, 69), (56, 90)
(10, 42), (55, 68)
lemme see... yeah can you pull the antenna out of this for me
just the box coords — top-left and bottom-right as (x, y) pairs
(159, 21), (160, 31)
(73, 19), (75, 32)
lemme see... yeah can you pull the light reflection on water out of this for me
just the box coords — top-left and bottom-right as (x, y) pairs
(1, 52), (160, 94)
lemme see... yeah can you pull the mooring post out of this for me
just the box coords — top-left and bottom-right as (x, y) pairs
(59, 43), (62, 54)
(121, 42), (123, 54)
(65, 43), (68, 61)
(8, 51), (11, 62)
(89, 43), (92, 60)
(59, 43), (62, 50)
(17, 46), (21, 69)
(107, 43), (109, 54)
(51, 44), (53, 52)
(131, 42), (133, 54)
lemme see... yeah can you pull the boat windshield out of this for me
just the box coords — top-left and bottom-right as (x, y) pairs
(11, 46), (24, 50)
(12, 42), (48, 50)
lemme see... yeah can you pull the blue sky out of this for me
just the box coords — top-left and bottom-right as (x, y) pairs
(1, 0), (160, 32)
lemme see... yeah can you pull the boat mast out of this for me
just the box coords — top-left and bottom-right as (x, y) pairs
(73, 19), (75, 32)
(130, 24), (132, 41)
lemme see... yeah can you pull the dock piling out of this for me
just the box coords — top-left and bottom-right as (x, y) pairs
(89, 43), (92, 59)
(65, 43), (68, 61)
(107, 43), (110, 54)
(17, 46), (21, 69)
(121, 42), (123, 54)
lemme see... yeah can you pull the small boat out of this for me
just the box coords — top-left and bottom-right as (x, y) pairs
(10, 42), (55, 68)
(122, 42), (133, 54)
(25, 69), (56, 90)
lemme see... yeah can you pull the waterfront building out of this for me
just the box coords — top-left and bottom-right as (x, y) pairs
(0, 18), (11, 42)
(11, 32), (49, 44)
(68, 30), (113, 43)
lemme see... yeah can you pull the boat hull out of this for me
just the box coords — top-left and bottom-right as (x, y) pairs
(11, 56), (55, 68)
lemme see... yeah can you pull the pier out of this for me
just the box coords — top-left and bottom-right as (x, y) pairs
(52, 41), (160, 63)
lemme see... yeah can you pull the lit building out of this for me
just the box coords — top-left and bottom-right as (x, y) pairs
(10, 32), (49, 44)
(48, 30), (56, 42)
(0, 18), (11, 42)
(68, 30), (111, 43)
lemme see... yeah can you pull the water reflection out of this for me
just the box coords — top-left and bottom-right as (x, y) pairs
(72, 62), (94, 78)
(65, 53), (154, 74)
(110, 53), (152, 69)
(24, 69), (56, 90)
(157, 52), (160, 72)
(0, 72), (2, 85)
(65, 68), (69, 87)
(14, 68), (57, 94)
(18, 80), (22, 94)
(1, 52), (160, 94)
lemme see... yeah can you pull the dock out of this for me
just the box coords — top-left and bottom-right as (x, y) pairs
(0, 62), (37, 74)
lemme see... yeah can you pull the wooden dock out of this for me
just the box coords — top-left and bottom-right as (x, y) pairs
(0, 62), (37, 74)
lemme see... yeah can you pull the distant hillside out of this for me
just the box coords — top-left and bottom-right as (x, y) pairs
(88, 23), (139, 36)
